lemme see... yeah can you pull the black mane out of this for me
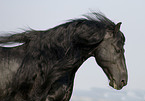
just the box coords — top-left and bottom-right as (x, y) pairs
(56, 12), (116, 31)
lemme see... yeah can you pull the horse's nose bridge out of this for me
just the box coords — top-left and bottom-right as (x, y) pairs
(118, 56), (128, 82)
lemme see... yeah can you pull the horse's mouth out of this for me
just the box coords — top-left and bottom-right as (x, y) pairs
(109, 79), (124, 90)
(109, 80), (121, 90)
(107, 72), (123, 90)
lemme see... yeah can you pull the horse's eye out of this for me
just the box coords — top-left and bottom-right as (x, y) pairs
(116, 48), (125, 53)
(116, 49), (121, 53)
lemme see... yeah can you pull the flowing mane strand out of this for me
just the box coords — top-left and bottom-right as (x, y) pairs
(53, 12), (116, 32)
(68, 12), (116, 29)
(84, 12), (115, 26)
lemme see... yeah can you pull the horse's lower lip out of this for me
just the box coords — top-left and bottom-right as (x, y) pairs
(109, 80), (122, 90)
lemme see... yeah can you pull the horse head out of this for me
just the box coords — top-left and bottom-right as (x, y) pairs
(92, 22), (128, 90)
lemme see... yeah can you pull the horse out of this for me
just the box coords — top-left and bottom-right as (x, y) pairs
(0, 12), (128, 101)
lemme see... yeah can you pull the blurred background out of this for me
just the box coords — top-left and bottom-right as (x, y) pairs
(0, 0), (145, 100)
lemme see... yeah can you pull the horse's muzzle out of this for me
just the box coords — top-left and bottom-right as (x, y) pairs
(109, 77), (127, 90)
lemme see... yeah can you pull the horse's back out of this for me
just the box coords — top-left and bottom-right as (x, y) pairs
(0, 45), (25, 91)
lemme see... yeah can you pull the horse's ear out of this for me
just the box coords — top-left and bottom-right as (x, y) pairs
(114, 22), (122, 34)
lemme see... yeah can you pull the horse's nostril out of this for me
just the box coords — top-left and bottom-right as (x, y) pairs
(121, 80), (126, 86)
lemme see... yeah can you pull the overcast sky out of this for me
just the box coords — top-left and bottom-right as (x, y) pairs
(0, 0), (145, 93)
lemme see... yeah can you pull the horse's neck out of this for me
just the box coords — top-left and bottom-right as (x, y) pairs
(67, 52), (90, 73)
